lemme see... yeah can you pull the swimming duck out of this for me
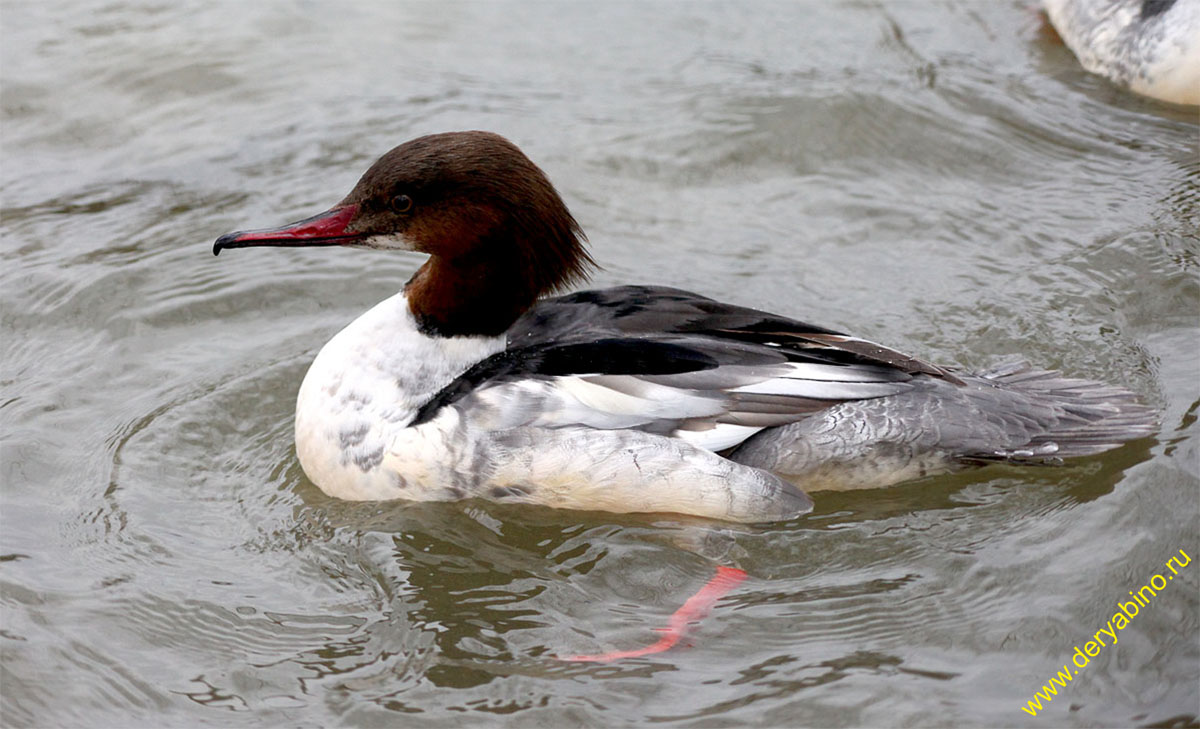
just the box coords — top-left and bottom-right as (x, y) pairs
(213, 131), (1155, 523)
(1043, 0), (1200, 105)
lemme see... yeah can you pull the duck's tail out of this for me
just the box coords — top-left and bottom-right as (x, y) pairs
(726, 357), (1154, 491)
(969, 360), (1156, 461)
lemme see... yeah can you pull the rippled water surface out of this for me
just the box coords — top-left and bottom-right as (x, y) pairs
(2, 2), (1198, 726)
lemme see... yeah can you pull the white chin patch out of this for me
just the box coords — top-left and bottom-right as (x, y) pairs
(355, 233), (417, 251)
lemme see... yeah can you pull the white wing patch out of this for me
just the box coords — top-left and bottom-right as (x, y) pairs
(730, 379), (905, 400)
(757, 362), (905, 383)
(557, 377), (723, 420)
(675, 423), (765, 451)
(462, 358), (913, 454)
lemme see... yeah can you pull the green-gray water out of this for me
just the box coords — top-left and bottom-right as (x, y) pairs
(2, 2), (1197, 726)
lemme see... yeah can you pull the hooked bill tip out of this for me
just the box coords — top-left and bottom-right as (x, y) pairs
(212, 231), (243, 256)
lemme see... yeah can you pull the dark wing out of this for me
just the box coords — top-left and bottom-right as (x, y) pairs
(412, 286), (956, 451)
(508, 285), (962, 383)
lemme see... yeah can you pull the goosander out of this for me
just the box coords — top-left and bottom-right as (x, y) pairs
(1043, 0), (1200, 105)
(213, 131), (1155, 523)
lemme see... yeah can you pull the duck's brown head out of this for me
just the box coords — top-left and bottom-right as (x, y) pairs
(213, 131), (595, 336)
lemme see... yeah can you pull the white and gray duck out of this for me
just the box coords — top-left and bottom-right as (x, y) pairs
(1043, 0), (1199, 105)
(213, 131), (1155, 524)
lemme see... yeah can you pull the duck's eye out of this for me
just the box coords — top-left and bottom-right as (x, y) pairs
(390, 194), (413, 214)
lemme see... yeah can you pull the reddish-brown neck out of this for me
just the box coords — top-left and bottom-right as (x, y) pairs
(354, 132), (596, 336)
(399, 174), (595, 336)
(405, 251), (541, 338)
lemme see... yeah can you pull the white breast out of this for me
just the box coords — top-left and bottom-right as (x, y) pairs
(293, 292), (505, 500)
